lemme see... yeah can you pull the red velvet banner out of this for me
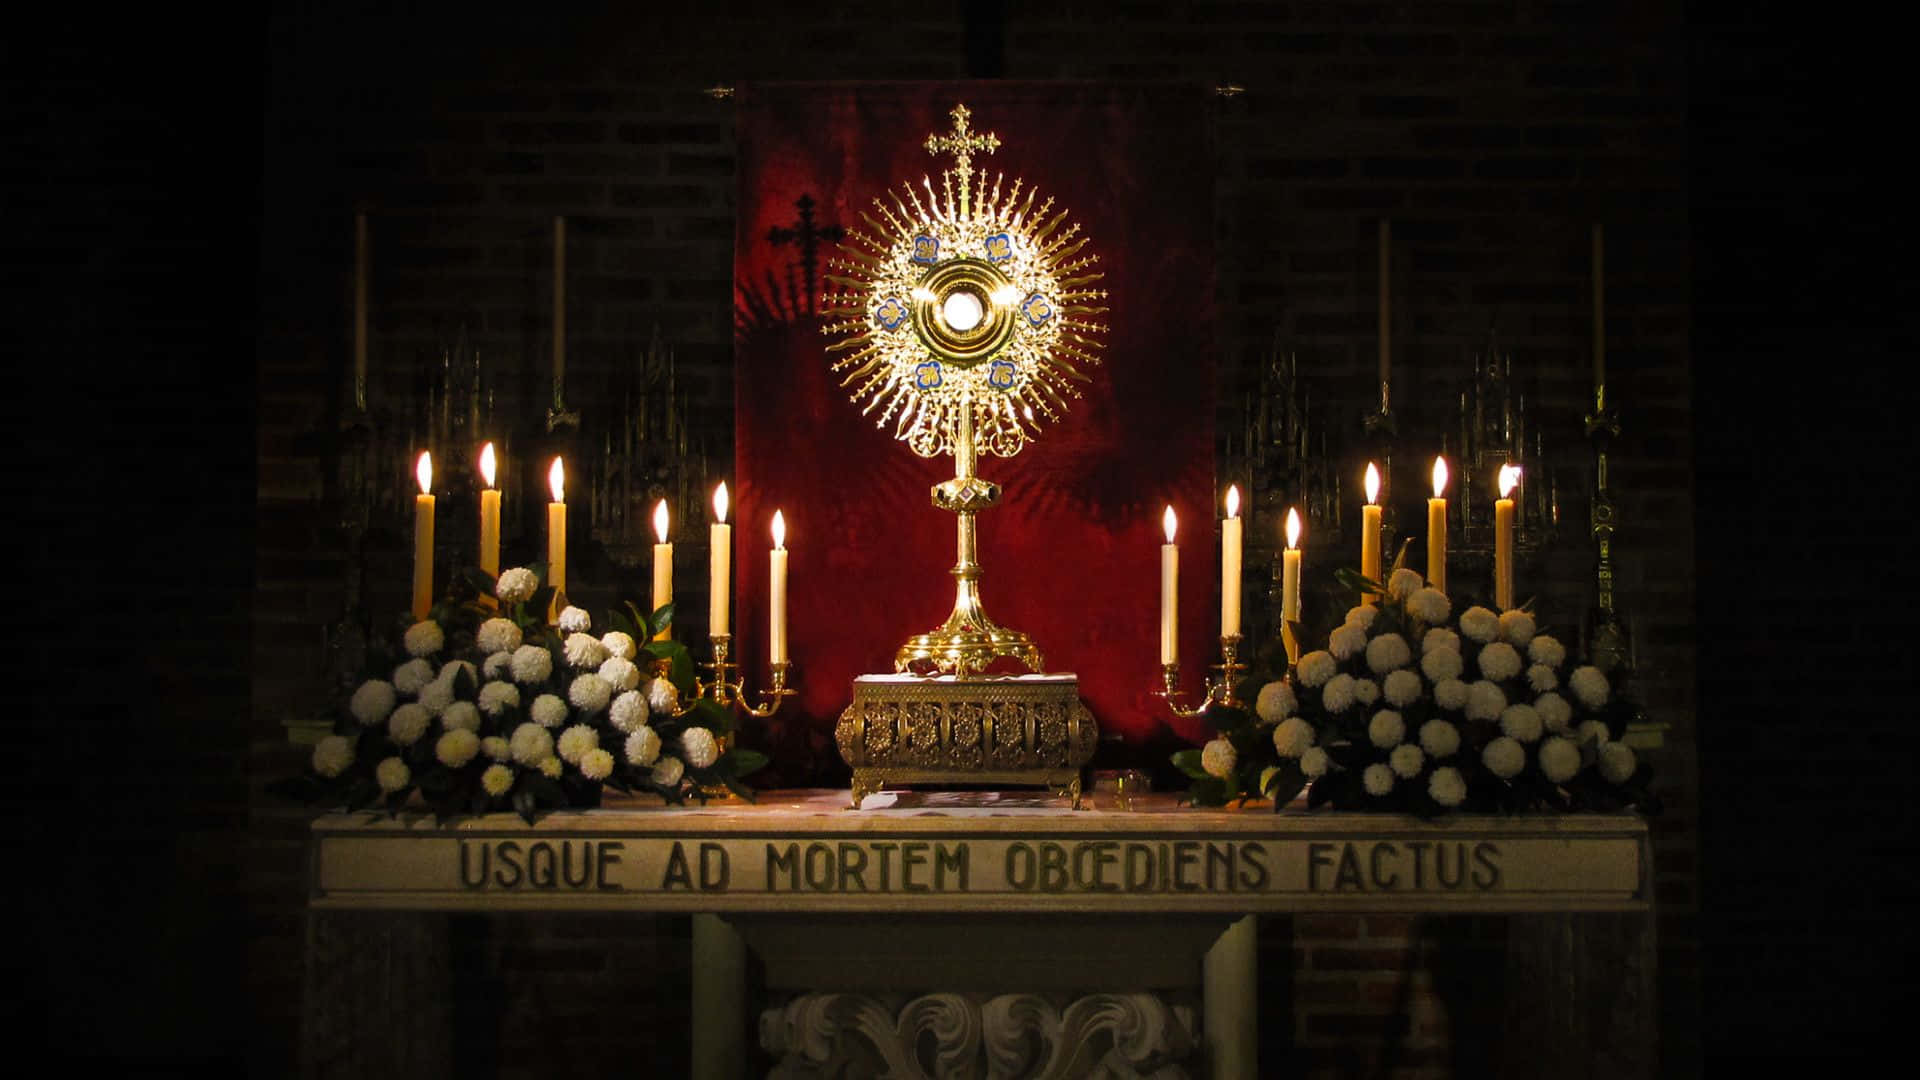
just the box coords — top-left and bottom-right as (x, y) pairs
(734, 82), (1216, 785)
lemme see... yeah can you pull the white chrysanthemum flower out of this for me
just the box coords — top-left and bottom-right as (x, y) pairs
(1527, 664), (1560, 694)
(482, 735), (511, 762)
(1539, 736), (1581, 783)
(538, 756), (564, 779)
(495, 567), (539, 607)
(1272, 716), (1316, 757)
(578, 748), (615, 781)
(568, 674), (613, 715)
(681, 727), (721, 770)
(375, 756), (411, 793)
(624, 726), (662, 766)
(1465, 680), (1507, 721)
(598, 656), (642, 693)
(557, 724), (599, 765)
(1296, 651), (1337, 688)
(1434, 678), (1469, 710)
(1423, 627), (1462, 656)
(1569, 665), (1610, 709)
(564, 633), (609, 671)
(645, 677), (680, 715)
(1599, 741), (1637, 784)
(416, 679), (454, 716)
(651, 755), (685, 788)
(1429, 766), (1467, 807)
(312, 735), (354, 778)
(1458, 606), (1500, 643)
(510, 644), (553, 686)
(1408, 587), (1450, 625)
(1301, 746), (1331, 779)
(1500, 703), (1543, 743)
(1419, 718), (1461, 758)
(435, 728), (480, 769)
(509, 723), (553, 766)
(1536, 692), (1572, 732)
(1363, 763), (1395, 797)
(1478, 641), (1523, 683)
(1389, 743), (1426, 779)
(1344, 605), (1379, 631)
(1255, 680), (1297, 723)
(1482, 736), (1526, 779)
(1528, 634), (1567, 670)
(392, 658), (434, 696)
(558, 606), (592, 633)
(478, 681), (520, 717)
(1365, 633), (1412, 675)
(1368, 709), (1406, 749)
(481, 763), (515, 797)
(601, 630), (637, 660)
(1200, 738), (1237, 779)
(1577, 719), (1611, 747)
(1387, 568), (1423, 601)
(438, 659), (477, 687)
(1354, 678), (1380, 706)
(1421, 647), (1464, 684)
(1329, 622), (1368, 660)
(403, 619), (444, 658)
(350, 680), (398, 726)
(481, 651), (513, 680)
(530, 693), (569, 729)
(1383, 669), (1423, 707)
(610, 690), (650, 733)
(1499, 609), (1537, 647)
(388, 703), (430, 746)
(1322, 673), (1357, 713)
(441, 701), (480, 733)
(477, 617), (522, 656)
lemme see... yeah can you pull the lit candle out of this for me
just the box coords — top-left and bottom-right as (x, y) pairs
(1427, 456), (1449, 595)
(477, 442), (500, 578)
(1360, 462), (1383, 605)
(412, 452), (434, 619)
(1495, 464), (1521, 610)
(1220, 485), (1242, 637)
(710, 483), (732, 636)
(652, 500), (673, 640)
(769, 511), (789, 664)
(1282, 508), (1303, 665)
(1160, 506), (1179, 666)
(546, 458), (566, 621)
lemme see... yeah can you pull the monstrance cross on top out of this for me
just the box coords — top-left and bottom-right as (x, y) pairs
(924, 104), (1000, 216)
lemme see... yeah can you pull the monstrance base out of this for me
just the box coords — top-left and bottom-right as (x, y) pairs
(894, 623), (1044, 678)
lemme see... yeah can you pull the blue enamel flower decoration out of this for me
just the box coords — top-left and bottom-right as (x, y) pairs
(987, 360), (1017, 390)
(1021, 293), (1054, 327)
(875, 296), (909, 331)
(914, 360), (944, 389)
(983, 233), (1013, 263)
(911, 235), (940, 264)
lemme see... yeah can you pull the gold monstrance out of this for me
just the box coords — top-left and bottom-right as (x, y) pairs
(823, 104), (1107, 804)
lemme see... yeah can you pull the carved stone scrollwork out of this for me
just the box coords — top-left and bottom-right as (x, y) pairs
(760, 991), (1196, 1079)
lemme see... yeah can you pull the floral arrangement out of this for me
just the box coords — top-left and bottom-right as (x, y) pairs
(1174, 567), (1657, 816)
(276, 564), (765, 822)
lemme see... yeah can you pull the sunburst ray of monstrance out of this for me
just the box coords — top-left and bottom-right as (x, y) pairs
(821, 104), (1109, 677)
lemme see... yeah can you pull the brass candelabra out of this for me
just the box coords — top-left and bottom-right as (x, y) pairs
(649, 634), (795, 721)
(1155, 634), (1249, 718)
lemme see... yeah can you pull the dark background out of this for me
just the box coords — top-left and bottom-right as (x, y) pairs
(6, 1), (1911, 1072)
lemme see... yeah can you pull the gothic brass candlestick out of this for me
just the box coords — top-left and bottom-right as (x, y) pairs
(649, 634), (794, 720)
(1156, 634), (1248, 718)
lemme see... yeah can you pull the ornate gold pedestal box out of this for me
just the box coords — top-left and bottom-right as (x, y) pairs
(836, 675), (1098, 808)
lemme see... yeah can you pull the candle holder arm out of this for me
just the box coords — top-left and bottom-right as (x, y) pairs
(1153, 636), (1248, 719)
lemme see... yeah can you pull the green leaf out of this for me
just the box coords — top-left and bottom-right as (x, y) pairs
(462, 566), (499, 598)
(692, 697), (734, 735)
(625, 601), (651, 640)
(1189, 777), (1228, 807)
(720, 774), (758, 803)
(526, 774), (568, 808)
(512, 787), (537, 826)
(1171, 749), (1208, 780)
(453, 665), (477, 701)
(650, 602), (675, 637)
(526, 561), (549, 588)
(1335, 567), (1386, 595)
(610, 608), (639, 640)
(529, 585), (557, 621)
(726, 749), (770, 778)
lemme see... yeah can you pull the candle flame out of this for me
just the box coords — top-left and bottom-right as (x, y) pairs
(714, 481), (730, 524)
(1225, 485), (1241, 519)
(653, 500), (670, 544)
(415, 451), (433, 495)
(478, 442), (497, 488)
(1285, 507), (1302, 550)
(772, 509), (787, 550)
(1162, 505), (1178, 544)
(547, 457), (565, 503)
(1364, 462), (1380, 505)
(1431, 456), (1449, 498)
(1499, 464), (1522, 498)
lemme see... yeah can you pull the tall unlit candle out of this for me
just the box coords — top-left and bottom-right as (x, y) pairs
(1428, 457), (1449, 596)
(1220, 486), (1243, 637)
(1379, 218), (1392, 413)
(770, 511), (789, 664)
(354, 213), (369, 411)
(412, 452), (434, 620)
(553, 216), (567, 408)
(710, 483), (732, 636)
(1593, 222), (1605, 413)
(1160, 506), (1179, 666)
